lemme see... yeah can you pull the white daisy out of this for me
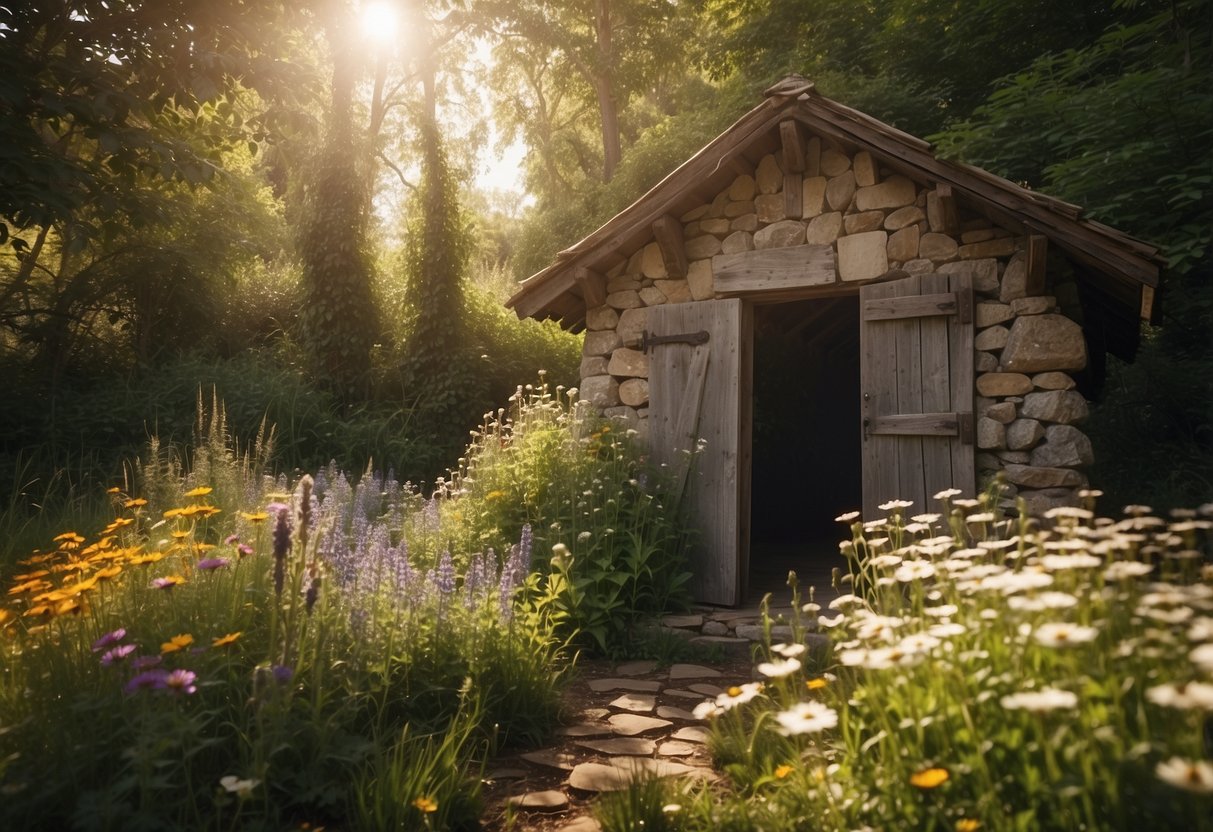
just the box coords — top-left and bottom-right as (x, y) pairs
(757, 657), (802, 678)
(1156, 757), (1213, 793)
(1032, 622), (1099, 647)
(774, 701), (839, 735)
(1000, 688), (1078, 712)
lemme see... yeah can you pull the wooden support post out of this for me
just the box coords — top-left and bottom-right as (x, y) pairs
(779, 120), (806, 173)
(928, 184), (960, 234)
(1140, 284), (1156, 322)
(783, 172), (803, 219)
(574, 267), (606, 308)
(1025, 234), (1048, 295)
(652, 214), (688, 279)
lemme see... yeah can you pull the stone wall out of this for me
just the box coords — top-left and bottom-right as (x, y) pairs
(578, 138), (1092, 513)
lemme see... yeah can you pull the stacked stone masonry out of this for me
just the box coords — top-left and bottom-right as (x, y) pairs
(579, 139), (1092, 514)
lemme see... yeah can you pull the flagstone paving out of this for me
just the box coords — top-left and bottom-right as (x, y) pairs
(480, 601), (826, 830)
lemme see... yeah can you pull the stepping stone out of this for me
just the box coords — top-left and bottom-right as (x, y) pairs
(736, 624), (793, 642)
(588, 678), (661, 693)
(609, 693), (656, 713)
(669, 663), (722, 680)
(485, 768), (527, 781)
(607, 714), (672, 736)
(688, 683), (724, 697)
(657, 740), (698, 757)
(705, 610), (757, 622)
(566, 760), (700, 793)
(559, 818), (602, 832)
(671, 726), (711, 744)
(610, 757), (705, 779)
(661, 614), (704, 629)
(582, 707), (611, 720)
(691, 636), (749, 648)
(702, 621), (729, 636)
(663, 688), (707, 700)
(576, 737), (656, 756)
(506, 790), (569, 812)
(616, 660), (658, 676)
(656, 705), (697, 721)
(557, 723), (612, 738)
(520, 750), (580, 771)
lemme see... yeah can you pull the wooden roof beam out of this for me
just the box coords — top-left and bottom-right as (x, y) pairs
(652, 214), (688, 279)
(575, 267), (606, 308)
(779, 120), (806, 173)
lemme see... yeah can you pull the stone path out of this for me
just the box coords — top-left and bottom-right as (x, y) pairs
(481, 603), (831, 831)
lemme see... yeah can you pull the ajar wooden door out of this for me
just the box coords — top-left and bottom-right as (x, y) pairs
(647, 298), (752, 606)
(860, 272), (975, 518)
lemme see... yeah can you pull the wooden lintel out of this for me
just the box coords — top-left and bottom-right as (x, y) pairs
(1026, 234), (1048, 295)
(574, 267), (606, 308)
(931, 184), (960, 234)
(712, 244), (836, 297)
(779, 120), (806, 173)
(783, 172), (803, 219)
(863, 292), (959, 321)
(651, 214), (688, 279)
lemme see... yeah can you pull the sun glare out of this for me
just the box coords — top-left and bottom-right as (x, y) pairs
(359, 1), (399, 48)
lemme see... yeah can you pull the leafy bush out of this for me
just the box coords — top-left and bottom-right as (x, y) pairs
(614, 493), (1213, 831)
(0, 406), (569, 829)
(436, 380), (693, 655)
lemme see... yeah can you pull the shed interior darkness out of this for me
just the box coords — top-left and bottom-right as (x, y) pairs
(747, 295), (862, 602)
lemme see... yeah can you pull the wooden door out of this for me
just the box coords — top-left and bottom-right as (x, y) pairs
(648, 298), (752, 606)
(860, 273), (975, 518)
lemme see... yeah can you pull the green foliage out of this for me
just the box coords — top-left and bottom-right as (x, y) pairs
(436, 381), (693, 655)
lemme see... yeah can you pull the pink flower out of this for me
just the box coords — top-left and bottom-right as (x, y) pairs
(101, 644), (137, 666)
(91, 628), (126, 652)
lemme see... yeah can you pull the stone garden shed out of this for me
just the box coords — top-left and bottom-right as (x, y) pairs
(507, 76), (1163, 605)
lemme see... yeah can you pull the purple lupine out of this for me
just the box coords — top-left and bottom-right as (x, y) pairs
(270, 503), (292, 596)
(305, 565), (321, 614)
(434, 551), (456, 597)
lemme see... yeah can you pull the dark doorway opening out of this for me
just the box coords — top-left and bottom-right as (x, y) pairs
(747, 295), (862, 603)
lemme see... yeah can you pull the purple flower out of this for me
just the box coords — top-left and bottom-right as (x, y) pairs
(91, 628), (127, 653)
(163, 669), (198, 695)
(434, 551), (456, 596)
(101, 644), (137, 666)
(197, 557), (230, 571)
(272, 665), (293, 685)
(131, 655), (163, 671)
(124, 669), (169, 695)
(271, 506), (292, 596)
(237, 543), (254, 557)
(224, 534), (240, 545)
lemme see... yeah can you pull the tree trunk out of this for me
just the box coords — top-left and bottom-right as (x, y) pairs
(594, 0), (621, 181)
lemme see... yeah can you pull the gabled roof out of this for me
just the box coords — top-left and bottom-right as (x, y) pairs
(507, 76), (1163, 357)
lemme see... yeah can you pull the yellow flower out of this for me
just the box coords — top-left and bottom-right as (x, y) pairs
(956, 820), (982, 831)
(163, 507), (186, 519)
(170, 530), (191, 540)
(412, 796), (438, 813)
(106, 487), (122, 494)
(807, 678), (828, 690)
(910, 767), (949, 789)
(484, 490), (506, 502)
(774, 764), (794, 779)
(124, 498), (148, 509)
(104, 517), (134, 531)
(184, 486), (213, 498)
(239, 511), (269, 523)
(212, 632), (242, 648)
(55, 598), (83, 616)
(94, 565), (123, 581)
(161, 633), (194, 654)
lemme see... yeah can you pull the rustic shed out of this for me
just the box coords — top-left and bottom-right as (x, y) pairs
(506, 76), (1163, 605)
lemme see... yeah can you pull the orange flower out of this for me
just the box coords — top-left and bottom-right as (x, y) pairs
(910, 767), (949, 789)
(411, 796), (438, 813)
(184, 486), (213, 498)
(94, 565), (123, 581)
(774, 764), (794, 779)
(807, 678), (828, 690)
(161, 633), (194, 654)
(163, 507), (186, 519)
(212, 632), (242, 648)
(106, 487), (122, 494)
(7, 579), (51, 596)
(124, 498), (148, 509)
(956, 820), (982, 831)
(55, 598), (83, 616)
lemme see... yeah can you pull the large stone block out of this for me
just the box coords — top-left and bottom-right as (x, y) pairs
(721, 231), (753, 255)
(1021, 390), (1089, 424)
(586, 305), (620, 331)
(1018, 488), (1080, 516)
(608, 347), (649, 378)
(580, 375), (620, 409)
(885, 205), (925, 230)
(607, 289), (642, 310)
(730, 213), (758, 232)
(603, 405), (639, 426)
(607, 274), (641, 293)
(655, 279), (691, 304)
(855, 175), (917, 211)
(977, 417), (1006, 450)
(580, 355), (609, 378)
(919, 232), (959, 262)
(838, 231), (889, 282)
(975, 302), (1014, 328)
(681, 204), (710, 223)
(584, 329), (621, 356)
(1030, 425), (1093, 468)
(853, 150), (878, 186)
(976, 372), (1032, 397)
(699, 217), (730, 236)
(820, 148), (850, 176)
(805, 212), (843, 245)
(976, 351), (998, 372)
(687, 259), (714, 300)
(1001, 314), (1087, 372)
(617, 307), (648, 344)
(844, 211), (885, 234)
(754, 220), (806, 249)
(640, 242), (667, 279)
(1011, 296), (1054, 316)
(999, 252), (1028, 302)
(802, 177), (827, 219)
(639, 287), (665, 306)
(728, 174), (756, 201)
(1032, 371), (1076, 391)
(939, 258), (999, 294)
(960, 238), (1016, 259)
(619, 378), (649, 407)
(1003, 465), (1085, 489)
(984, 401), (1017, 424)
(887, 225), (920, 262)
(1006, 418), (1045, 450)
(685, 234), (723, 260)
(756, 154), (782, 194)
(826, 170), (856, 212)
(755, 193), (786, 223)
(974, 325), (1010, 351)
(725, 200), (755, 218)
